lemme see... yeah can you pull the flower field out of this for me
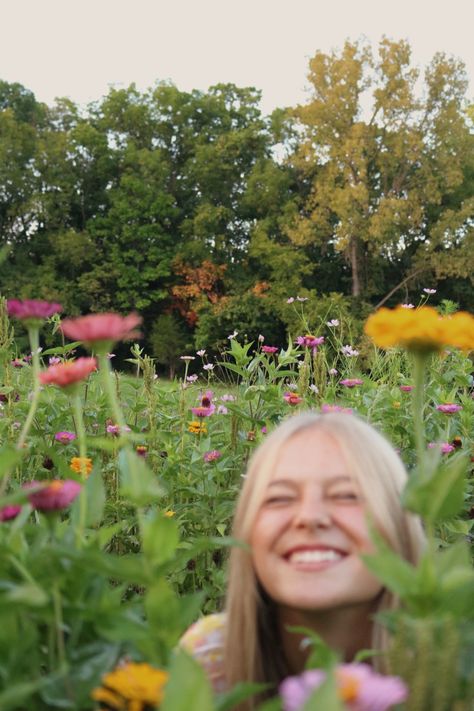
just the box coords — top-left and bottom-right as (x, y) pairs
(0, 296), (473, 710)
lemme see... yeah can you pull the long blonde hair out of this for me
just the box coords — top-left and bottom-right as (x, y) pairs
(224, 412), (425, 707)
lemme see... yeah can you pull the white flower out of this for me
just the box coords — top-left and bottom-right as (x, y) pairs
(221, 393), (236, 402)
(180, 355), (195, 360)
(423, 288), (437, 294)
(203, 363), (214, 371)
(326, 319), (340, 327)
(329, 368), (338, 376)
(217, 405), (228, 415)
(227, 330), (238, 340)
(287, 383), (298, 390)
(258, 334), (265, 342)
(401, 303), (415, 309)
(196, 349), (206, 356)
(296, 296), (308, 302)
(286, 297), (295, 304)
(341, 345), (359, 357)
(309, 384), (319, 394)
(187, 374), (198, 382)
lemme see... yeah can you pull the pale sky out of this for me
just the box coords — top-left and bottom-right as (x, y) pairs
(1, 0), (473, 115)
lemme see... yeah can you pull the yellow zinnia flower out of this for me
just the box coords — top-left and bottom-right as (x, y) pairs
(364, 306), (474, 353)
(164, 510), (175, 518)
(69, 457), (93, 477)
(188, 420), (207, 434)
(91, 662), (168, 710)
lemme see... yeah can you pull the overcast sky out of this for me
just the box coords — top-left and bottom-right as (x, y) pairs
(2, 0), (473, 115)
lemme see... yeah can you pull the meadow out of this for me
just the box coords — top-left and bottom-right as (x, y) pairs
(0, 296), (473, 711)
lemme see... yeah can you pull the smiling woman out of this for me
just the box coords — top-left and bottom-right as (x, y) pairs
(180, 413), (425, 708)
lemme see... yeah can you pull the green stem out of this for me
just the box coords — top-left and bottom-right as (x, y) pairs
(412, 352), (428, 467)
(16, 327), (41, 451)
(52, 583), (66, 668)
(71, 392), (88, 544)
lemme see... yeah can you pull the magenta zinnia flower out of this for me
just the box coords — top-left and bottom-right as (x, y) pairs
(340, 378), (363, 388)
(399, 385), (414, 392)
(279, 664), (408, 711)
(321, 403), (353, 414)
(7, 299), (62, 322)
(436, 403), (462, 414)
(0, 505), (22, 522)
(203, 450), (222, 463)
(39, 357), (97, 388)
(284, 391), (303, 406)
(428, 442), (455, 454)
(26, 480), (81, 512)
(60, 312), (142, 345)
(262, 345), (279, 354)
(296, 334), (325, 349)
(54, 431), (77, 444)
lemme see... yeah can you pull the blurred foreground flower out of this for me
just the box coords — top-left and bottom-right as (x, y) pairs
(436, 403), (462, 414)
(40, 358), (97, 388)
(61, 312), (142, 346)
(26, 480), (81, 512)
(0, 505), (22, 522)
(279, 663), (408, 711)
(92, 661), (168, 711)
(188, 421), (207, 434)
(70, 457), (93, 476)
(136, 446), (148, 457)
(365, 305), (474, 352)
(321, 403), (353, 414)
(203, 449), (221, 462)
(340, 378), (363, 388)
(428, 442), (455, 454)
(7, 299), (62, 323)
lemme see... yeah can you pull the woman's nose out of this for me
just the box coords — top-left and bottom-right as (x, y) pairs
(293, 492), (332, 529)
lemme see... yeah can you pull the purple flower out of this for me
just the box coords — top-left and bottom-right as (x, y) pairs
(106, 424), (131, 436)
(49, 356), (61, 365)
(262, 345), (279, 354)
(7, 299), (62, 322)
(203, 450), (221, 463)
(0, 505), (22, 522)
(428, 442), (455, 454)
(217, 405), (228, 415)
(279, 664), (408, 711)
(296, 334), (325, 349)
(54, 431), (77, 444)
(436, 403), (462, 414)
(26, 480), (81, 512)
(340, 378), (363, 388)
(399, 385), (414, 392)
(187, 374), (198, 383)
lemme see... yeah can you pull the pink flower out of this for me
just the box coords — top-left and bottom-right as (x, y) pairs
(262, 345), (279, 354)
(54, 431), (76, 444)
(221, 394), (236, 402)
(279, 663), (408, 711)
(60, 313), (142, 344)
(340, 378), (363, 388)
(26, 480), (81, 512)
(0, 505), (22, 522)
(191, 391), (216, 417)
(261, 426), (268, 434)
(401, 303), (415, 309)
(187, 374), (198, 382)
(39, 358), (97, 388)
(7, 299), (62, 322)
(296, 296), (308, 302)
(106, 424), (131, 436)
(11, 358), (26, 367)
(423, 288), (437, 294)
(217, 405), (228, 415)
(328, 368), (338, 376)
(399, 385), (414, 392)
(284, 391), (303, 406)
(296, 335), (325, 349)
(321, 403), (353, 414)
(436, 403), (462, 414)
(48, 356), (61, 365)
(196, 349), (206, 356)
(341, 345), (359, 357)
(203, 363), (214, 371)
(203, 450), (221, 463)
(286, 297), (295, 304)
(428, 442), (455, 454)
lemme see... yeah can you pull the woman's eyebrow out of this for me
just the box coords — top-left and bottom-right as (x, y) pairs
(267, 475), (354, 488)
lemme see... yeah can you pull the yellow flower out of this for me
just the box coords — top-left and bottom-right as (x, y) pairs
(392, 401), (401, 409)
(69, 457), (93, 477)
(164, 510), (175, 518)
(91, 662), (168, 710)
(188, 420), (207, 434)
(364, 306), (474, 353)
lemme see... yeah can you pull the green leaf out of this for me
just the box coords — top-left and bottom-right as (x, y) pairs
(161, 650), (214, 711)
(0, 445), (24, 478)
(70, 466), (105, 528)
(301, 672), (345, 711)
(361, 528), (418, 598)
(119, 449), (164, 505)
(140, 511), (179, 567)
(216, 682), (269, 711)
(403, 453), (468, 523)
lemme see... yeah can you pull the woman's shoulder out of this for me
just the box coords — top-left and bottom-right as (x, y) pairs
(179, 612), (227, 693)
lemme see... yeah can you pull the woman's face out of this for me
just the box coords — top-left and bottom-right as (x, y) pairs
(250, 428), (383, 614)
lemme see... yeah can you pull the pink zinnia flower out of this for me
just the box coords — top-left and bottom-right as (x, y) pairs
(340, 378), (363, 388)
(284, 391), (303, 406)
(296, 335), (325, 349)
(321, 403), (353, 414)
(0, 505), (22, 522)
(203, 450), (221, 463)
(54, 431), (76, 444)
(428, 442), (455, 454)
(436, 403), (462, 414)
(262, 345), (279, 354)
(7, 299), (62, 322)
(106, 424), (131, 436)
(11, 358), (26, 367)
(39, 358), (97, 388)
(279, 663), (408, 711)
(60, 312), (142, 344)
(26, 480), (81, 512)
(399, 385), (414, 392)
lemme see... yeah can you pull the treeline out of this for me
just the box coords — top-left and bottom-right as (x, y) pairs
(1, 38), (473, 369)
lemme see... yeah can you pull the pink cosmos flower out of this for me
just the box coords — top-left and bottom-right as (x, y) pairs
(203, 450), (221, 463)
(7, 299), (62, 321)
(60, 313), (142, 344)
(0, 505), (22, 522)
(436, 403), (462, 414)
(54, 431), (77, 444)
(399, 385), (414, 392)
(296, 335), (325, 349)
(48, 356), (61, 365)
(321, 403), (353, 414)
(106, 424), (131, 436)
(26, 480), (81, 512)
(428, 442), (455, 454)
(39, 358), (97, 388)
(262, 345), (279, 354)
(279, 663), (408, 711)
(340, 378), (363, 388)
(284, 391), (303, 406)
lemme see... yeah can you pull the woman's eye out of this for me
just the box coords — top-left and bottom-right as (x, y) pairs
(330, 491), (359, 501)
(264, 495), (293, 505)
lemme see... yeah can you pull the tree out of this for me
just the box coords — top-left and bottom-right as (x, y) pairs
(286, 39), (473, 299)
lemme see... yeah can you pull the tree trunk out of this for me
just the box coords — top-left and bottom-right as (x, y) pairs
(350, 236), (361, 297)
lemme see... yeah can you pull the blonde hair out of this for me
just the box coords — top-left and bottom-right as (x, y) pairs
(224, 412), (425, 707)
